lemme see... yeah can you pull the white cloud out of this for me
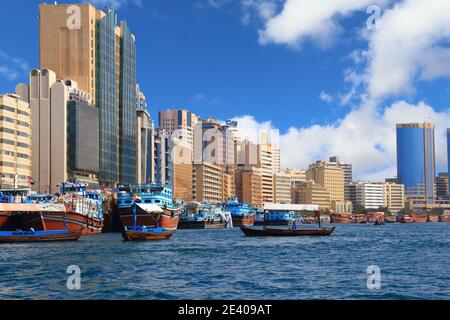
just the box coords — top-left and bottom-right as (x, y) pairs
(190, 93), (222, 107)
(366, 0), (450, 99)
(232, 100), (450, 181)
(238, 0), (450, 181)
(319, 91), (334, 104)
(0, 50), (28, 82)
(258, 0), (386, 48)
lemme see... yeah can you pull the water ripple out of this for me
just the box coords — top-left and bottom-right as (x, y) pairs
(1, 224), (450, 299)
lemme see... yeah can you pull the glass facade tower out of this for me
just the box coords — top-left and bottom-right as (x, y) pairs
(96, 10), (118, 185)
(396, 123), (436, 204)
(119, 21), (137, 185)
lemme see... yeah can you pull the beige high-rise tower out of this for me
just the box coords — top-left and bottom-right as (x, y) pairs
(39, 3), (98, 104)
(16, 69), (68, 194)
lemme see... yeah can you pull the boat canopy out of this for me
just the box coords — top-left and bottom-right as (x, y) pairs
(137, 203), (164, 213)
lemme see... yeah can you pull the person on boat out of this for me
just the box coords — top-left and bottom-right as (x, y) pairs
(292, 221), (297, 230)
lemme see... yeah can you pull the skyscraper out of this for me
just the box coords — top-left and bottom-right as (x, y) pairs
(396, 123), (435, 204)
(16, 70), (100, 193)
(159, 109), (198, 200)
(39, 4), (137, 186)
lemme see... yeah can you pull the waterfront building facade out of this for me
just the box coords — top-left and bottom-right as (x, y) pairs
(384, 182), (405, 213)
(329, 156), (352, 183)
(259, 143), (275, 204)
(396, 123), (436, 205)
(237, 166), (263, 208)
(274, 172), (292, 204)
(292, 181), (331, 210)
(159, 109), (198, 200)
(16, 70), (100, 192)
(347, 182), (384, 210)
(192, 162), (223, 204)
(39, 3), (137, 187)
(16, 69), (68, 194)
(66, 81), (99, 186)
(436, 173), (449, 199)
(0, 94), (31, 190)
(306, 161), (344, 203)
(136, 108), (150, 185)
(152, 128), (172, 186)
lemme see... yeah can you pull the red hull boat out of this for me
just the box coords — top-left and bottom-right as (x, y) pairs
(232, 216), (255, 227)
(330, 213), (353, 223)
(118, 205), (181, 231)
(0, 212), (21, 231)
(21, 211), (103, 235)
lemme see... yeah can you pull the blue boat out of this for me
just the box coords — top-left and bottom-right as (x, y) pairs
(222, 197), (255, 227)
(121, 203), (174, 241)
(0, 229), (81, 243)
(117, 184), (181, 231)
(255, 210), (297, 226)
(180, 202), (232, 229)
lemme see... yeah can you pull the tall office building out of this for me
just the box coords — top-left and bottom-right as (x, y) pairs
(306, 160), (344, 203)
(236, 140), (263, 207)
(384, 182), (405, 213)
(436, 173), (449, 199)
(136, 109), (150, 185)
(16, 70), (99, 193)
(16, 69), (67, 193)
(192, 162), (223, 203)
(39, 3), (97, 103)
(39, 3), (137, 186)
(0, 94), (31, 190)
(136, 85), (150, 185)
(329, 156), (352, 184)
(159, 109), (198, 200)
(237, 166), (263, 208)
(66, 81), (99, 186)
(354, 182), (385, 210)
(274, 172), (292, 204)
(152, 128), (172, 186)
(259, 143), (275, 204)
(158, 109), (199, 147)
(272, 147), (281, 174)
(396, 123), (436, 204)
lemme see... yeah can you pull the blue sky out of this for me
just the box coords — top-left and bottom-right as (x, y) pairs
(1, 0), (450, 180)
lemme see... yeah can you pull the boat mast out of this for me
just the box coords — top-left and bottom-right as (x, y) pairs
(133, 202), (137, 228)
(317, 210), (321, 229)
